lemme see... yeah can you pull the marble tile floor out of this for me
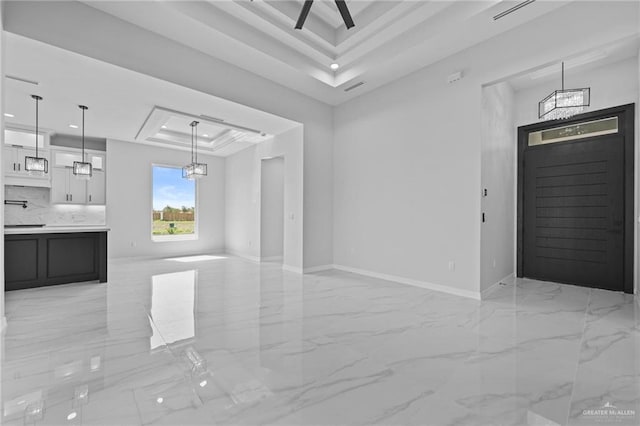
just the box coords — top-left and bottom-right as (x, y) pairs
(1, 255), (639, 426)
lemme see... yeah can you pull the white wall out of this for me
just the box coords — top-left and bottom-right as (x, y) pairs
(480, 82), (516, 292)
(225, 126), (303, 271)
(106, 139), (225, 259)
(260, 157), (285, 260)
(226, 146), (259, 260)
(1, 1), (5, 331)
(333, 1), (639, 297)
(3, 1), (333, 270)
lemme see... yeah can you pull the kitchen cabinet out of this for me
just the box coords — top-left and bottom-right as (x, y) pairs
(51, 148), (106, 205)
(3, 146), (51, 187)
(51, 167), (87, 204)
(5, 230), (108, 291)
(87, 170), (106, 205)
(3, 127), (52, 187)
(4, 127), (45, 149)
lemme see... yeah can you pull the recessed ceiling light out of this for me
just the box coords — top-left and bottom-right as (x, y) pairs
(69, 124), (79, 129)
(330, 63), (340, 71)
(67, 412), (77, 421)
(202, 134), (209, 137)
(161, 125), (167, 129)
(156, 397), (164, 404)
(4, 113), (15, 118)
(199, 380), (208, 387)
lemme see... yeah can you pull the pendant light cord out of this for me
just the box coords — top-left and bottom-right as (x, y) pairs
(82, 107), (85, 157)
(190, 120), (199, 164)
(191, 122), (195, 163)
(34, 96), (39, 158)
(78, 105), (88, 161)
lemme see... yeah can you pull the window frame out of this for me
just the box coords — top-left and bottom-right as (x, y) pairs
(151, 163), (199, 242)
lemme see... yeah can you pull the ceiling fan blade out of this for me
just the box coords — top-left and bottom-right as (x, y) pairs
(295, 0), (314, 30)
(334, 0), (355, 29)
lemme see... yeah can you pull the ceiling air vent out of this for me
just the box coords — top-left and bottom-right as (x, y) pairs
(6, 75), (39, 85)
(493, 0), (536, 21)
(344, 81), (365, 92)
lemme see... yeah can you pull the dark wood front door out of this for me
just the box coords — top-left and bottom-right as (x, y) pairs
(517, 104), (634, 293)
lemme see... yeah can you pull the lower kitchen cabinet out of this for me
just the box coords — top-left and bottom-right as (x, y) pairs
(4, 231), (108, 290)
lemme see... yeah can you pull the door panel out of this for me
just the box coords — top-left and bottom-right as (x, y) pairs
(522, 135), (624, 291)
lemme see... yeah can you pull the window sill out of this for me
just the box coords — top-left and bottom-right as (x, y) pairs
(152, 234), (198, 243)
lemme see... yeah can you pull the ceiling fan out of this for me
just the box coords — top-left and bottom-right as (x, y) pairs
(295, 0), (355, 30)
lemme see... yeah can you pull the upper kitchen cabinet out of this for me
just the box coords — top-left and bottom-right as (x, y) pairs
(50, 147), (106, 205)
(3, 126), (52, 187)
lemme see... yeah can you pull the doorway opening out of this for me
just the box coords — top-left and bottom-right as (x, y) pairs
(517, 104), (635, 293)
(260, 157), (285, 263)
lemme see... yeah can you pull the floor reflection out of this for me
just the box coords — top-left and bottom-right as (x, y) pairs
(1, 257), (639, 425)
(149, 270), (196, 349)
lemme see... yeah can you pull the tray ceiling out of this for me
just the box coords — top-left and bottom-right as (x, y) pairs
(82, 0), (578, 105)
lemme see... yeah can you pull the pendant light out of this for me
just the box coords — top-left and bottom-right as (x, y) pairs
(538, 62), (590, 120)
(24, 95), (48, 175)
(182, 120), (207, 180)
(73, 105), (92, 179)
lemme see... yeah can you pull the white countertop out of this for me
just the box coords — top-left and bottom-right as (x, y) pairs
(4, 225), (110, 235)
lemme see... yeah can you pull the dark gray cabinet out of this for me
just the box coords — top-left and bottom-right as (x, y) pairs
(5, 231), (107, 291)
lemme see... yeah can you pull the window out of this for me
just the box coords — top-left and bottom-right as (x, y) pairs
(528, 117), (618, 146)
(152, 165), (197, 240)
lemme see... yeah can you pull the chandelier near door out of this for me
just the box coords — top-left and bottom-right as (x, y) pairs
(538, 62), (590, 120)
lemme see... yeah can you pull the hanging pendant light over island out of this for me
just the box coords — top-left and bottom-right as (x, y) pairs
(73, 105), (92, 180)
(24, 94), (48, 175)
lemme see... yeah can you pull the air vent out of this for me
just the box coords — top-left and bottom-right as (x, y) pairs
(199, 114), (225, 123)
(344, 81), (365, 92)
(6, 75), (39, 85)
(493, 0), (536, 20)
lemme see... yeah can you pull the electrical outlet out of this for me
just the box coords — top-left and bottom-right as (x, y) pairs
(130, 241), (136, 248)
(492, 259), (496, 268)
(448, 261), (455, 271)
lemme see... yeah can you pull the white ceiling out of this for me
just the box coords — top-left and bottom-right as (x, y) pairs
(506, 36), (640, 91)
(3, 33), (300, 157)
(81, 0), (580, 105)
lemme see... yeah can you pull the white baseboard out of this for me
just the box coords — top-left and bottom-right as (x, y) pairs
(109, 250), (227, 263)
(481, 273), (515, 299)
(333, 264), (481, 300)
(2, 315), (7, 333)
(303, 264), (334, 273)
(282, 264), (303, 274)
(225, 250), (261, 263)
(261, 256), (283, 262)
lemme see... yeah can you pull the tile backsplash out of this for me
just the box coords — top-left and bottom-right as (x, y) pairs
(4, 186), (106, 226)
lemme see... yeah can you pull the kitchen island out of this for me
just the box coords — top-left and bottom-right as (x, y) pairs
(4, 226), (109, 291)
